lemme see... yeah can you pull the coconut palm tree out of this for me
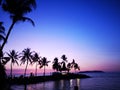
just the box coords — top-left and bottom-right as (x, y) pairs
(67, 63), (72, 73)
(74, 63), (80, 72)
(32, 52), (41, 76)
(61, 54), (68, 72)
(20, 48), (33, 77)
(7, 50), (19, 78)
(71, 59), (80, 72)
(61, 54), (67, 62)
(52, 57), (61, 72)
(1, 0), (36, 51)
(39, 57), (50, 76)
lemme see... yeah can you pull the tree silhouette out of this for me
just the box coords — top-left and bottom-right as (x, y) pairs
(61, 54), (67, 62)
(52, 57), (61, 72)
(7, 50), (19, 78)
(20, 48), (33, 77)
(71, 59), (80, 72)
(67, 63), (72, 73)
(61, 54), (68, 72)
(32, 52), (41, 76)
(74, 63), (80, 72)
(1, 0), (36, 50)
(39, 57), (50, 76)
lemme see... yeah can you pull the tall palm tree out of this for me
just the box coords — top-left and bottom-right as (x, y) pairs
(39, 57), (50, 76)
(32, 52), (41, 76)
(1, 0), (36, 51)
(7, 50), (19, 78)
(20, 48), (33, 77)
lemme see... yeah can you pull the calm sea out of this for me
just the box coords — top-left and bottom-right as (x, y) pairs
(11, 72), (120, 90)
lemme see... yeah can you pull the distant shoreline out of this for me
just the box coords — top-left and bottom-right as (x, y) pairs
(79, 70), (104, 73)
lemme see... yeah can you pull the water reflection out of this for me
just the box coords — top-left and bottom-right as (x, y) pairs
(11, 79), (81, 90)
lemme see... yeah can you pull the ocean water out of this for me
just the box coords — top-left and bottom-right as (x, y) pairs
(11, 72), (120, 90)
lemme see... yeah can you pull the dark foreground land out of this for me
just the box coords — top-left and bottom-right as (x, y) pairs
(8, 73), (90, 85)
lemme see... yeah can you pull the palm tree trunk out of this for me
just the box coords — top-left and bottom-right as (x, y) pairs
(1, 21), (16, 51)
(44, 66), (45, 76)
(24, 60), (28, 77)
(10, 60), (12, 78)
(35, 62), (37, 76)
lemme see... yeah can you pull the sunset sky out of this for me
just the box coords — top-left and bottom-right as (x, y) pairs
(0, 0), (120, 72)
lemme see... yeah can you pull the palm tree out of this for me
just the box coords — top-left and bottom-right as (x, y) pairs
(1, 0), (36, 51)
(32, 52), (41, 76)
(61, 54), (68, 72)
(71, 59), (80, 72)
(61, 54), (67, 62)
(52, 57), (61, 72)
(7, 50), (19, 78)
(20, 48), (33, 77)
(74, 63), (80, 72)
(39, 57), (50, 76)
(67, 63), (72, 73)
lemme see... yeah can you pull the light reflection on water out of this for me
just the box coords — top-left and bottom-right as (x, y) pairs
(11, 79), (80, 90)
(11, 72), (120, 90)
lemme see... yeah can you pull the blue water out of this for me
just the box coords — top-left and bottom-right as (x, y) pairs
(11, 72), (120, 90)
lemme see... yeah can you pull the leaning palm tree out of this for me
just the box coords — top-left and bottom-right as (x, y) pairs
(20, 48), (33, 77)
(39, 57), (50, 76)
(1, 0), (36, 51)
(32, 52), (41, 76)
(7, 50), (19, 78)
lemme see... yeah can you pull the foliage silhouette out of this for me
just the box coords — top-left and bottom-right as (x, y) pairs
(39, 57), (50, 76)
(20, 48), (33, 77)
(32, 52), (41, 76)
(52, 57), (61, 72)
(1, 0), (36, 50)
(7, 50), (19, 78)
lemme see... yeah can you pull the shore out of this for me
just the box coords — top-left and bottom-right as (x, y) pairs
(8, 73), (90, 85)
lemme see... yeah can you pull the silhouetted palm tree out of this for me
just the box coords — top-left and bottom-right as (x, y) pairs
(52, 57), (61, 72)
(20, 48), (33, 77)
(32, 52), (41, 76)
(61, 54), (67, 62)
(39, 57), (50, 76)
(1, 0), (36, 50)
(71, 59), (80, 72)
(67, 63), (72, 72)
(74, 63), (80, 72)
(61, 54), (68, 72)
(7, 50), (19, 78)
